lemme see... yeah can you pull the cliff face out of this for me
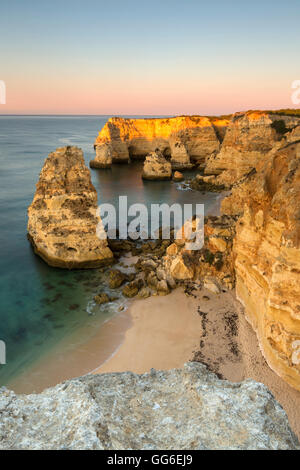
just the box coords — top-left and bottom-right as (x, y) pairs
(1, 363), (298, 450)
(205, 111), (300, 186)
(231, 140), (300, 390)
(27, 146), (113, 268)
(92, 116), (227, 169)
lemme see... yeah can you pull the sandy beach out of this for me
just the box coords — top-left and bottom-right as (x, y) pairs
(94, 286), (300, 440)
(8, 284), (300, 440)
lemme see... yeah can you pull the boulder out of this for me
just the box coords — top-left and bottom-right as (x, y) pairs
(172, 171), (184, 182)
(108, 269), (126, 289)
(94, 293), (110, 304)
(170, 256), (194, 280)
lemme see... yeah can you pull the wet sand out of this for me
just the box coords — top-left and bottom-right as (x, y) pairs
(8, 309), (132, 394)
(95, 288), (202, 374)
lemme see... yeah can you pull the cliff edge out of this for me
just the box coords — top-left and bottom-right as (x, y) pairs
(0, 363), (298, 450)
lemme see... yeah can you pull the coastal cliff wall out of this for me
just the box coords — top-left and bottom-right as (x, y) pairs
(91, 116), (228, 169)
(205, 111), (300, 186)
(231, 140), (300, 390)
(27, 146), (113, 268)
(161, 121), (300, 390)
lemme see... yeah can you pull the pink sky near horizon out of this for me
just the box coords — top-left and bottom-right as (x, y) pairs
(1, 73), (298, 116)
(1, 1), (299, 116)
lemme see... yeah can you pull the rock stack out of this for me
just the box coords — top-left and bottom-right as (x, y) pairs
(142, 151), (172, 180)
(27, 146), (113, 268)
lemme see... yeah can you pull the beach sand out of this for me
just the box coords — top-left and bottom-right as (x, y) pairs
(94, 286), (300, 440)
(8, 284), (300, 440)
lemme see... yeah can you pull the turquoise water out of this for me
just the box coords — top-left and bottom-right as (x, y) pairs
(0, 116), (222, 388)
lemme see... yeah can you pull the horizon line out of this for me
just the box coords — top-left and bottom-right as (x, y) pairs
(0, 107), (299, 118)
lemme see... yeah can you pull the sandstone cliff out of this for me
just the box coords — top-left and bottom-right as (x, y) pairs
(205, 111), (300, 186)
(0, 363), (298, 450)
(27, 146), (113, 268)
(92, 116), (227, 169)
(231, 140), (300, 390)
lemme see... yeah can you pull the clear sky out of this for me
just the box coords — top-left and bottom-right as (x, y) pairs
(0, 0), (299, 115)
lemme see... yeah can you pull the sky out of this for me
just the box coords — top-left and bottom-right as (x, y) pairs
(0, 0), (299, 115)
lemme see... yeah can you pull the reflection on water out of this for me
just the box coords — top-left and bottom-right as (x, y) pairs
(0, 116), (223, 388)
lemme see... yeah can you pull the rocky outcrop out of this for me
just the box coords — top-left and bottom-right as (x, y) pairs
(205, 111), (300, 187)
(0, 363), (298, 450)
(231, 140), (300, 390)
(90, 143), (112, 168)
(163, 216), (236, 290)
(142, 151), (172, 180)
(93, 116), (226, 169)
(27, 146), (113, 268)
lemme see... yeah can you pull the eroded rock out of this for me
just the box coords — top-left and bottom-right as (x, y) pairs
(27, 146), (113, 268)
(232, 140), (300, 390)
(142, 151), (172, 180)
(0, 363), (298, 450)
(93, 116), (225, 168)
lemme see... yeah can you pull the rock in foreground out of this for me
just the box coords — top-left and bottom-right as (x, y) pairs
(27, 146), (113, 268)
(0, 363), (298, 450)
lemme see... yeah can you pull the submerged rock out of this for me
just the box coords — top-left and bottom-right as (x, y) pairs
(108, 269), (127, 289)
(0, 363), (298, 450)
(27, 146), (113, 268)
(122, 279), (143, 298)
(94, 293), (110, 304)
(142, 151), (172, 180)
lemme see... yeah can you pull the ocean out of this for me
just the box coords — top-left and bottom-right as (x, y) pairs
(0, 115), (223, 390)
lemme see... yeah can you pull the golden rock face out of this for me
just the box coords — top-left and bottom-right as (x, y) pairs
(27, 146), (113, 268)
(93, 116), (226, 168)
(233, 141), (300, 390)
(205, 111), (300, 186)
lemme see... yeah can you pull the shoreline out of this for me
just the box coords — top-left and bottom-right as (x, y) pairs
(94, 288), (202, 375)
(7, 282), (300, 440)
(94, 286), (300, 440)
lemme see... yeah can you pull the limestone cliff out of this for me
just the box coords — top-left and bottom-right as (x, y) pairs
(216, 131), (300, 391)
(205, 111), (300, 186)
(92, 116), (227, 169)
(27, 146), (113, 268)
(232, 140), (300, 390)
(0, 363), (298, 450)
